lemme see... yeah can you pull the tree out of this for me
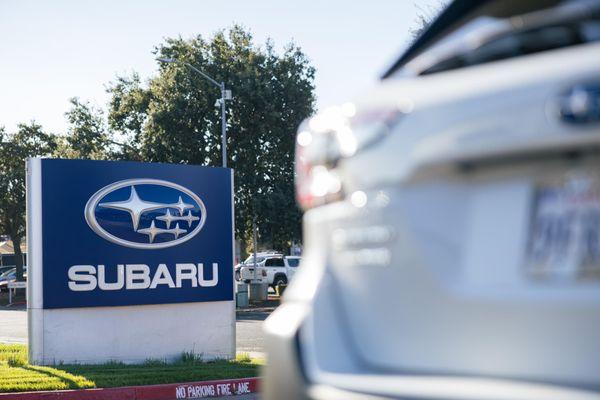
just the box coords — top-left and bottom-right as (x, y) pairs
(54, 98), (114, 160)
(106, 73), (151, 161)
(410, 2), (446, 39)
(0, 123), (56, 281)
(107, 26), (315, 253)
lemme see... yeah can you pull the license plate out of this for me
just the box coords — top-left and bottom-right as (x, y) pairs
(526, 174), (600, 280)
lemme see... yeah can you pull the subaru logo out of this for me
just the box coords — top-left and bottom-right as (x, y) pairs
(84, 179), (206, 249)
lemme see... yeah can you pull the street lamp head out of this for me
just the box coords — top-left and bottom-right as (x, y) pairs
(157, 57), (177, 63)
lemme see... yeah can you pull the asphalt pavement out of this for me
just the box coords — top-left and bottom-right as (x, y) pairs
(0, 307), (27, 344)
(210, 395), (259, 400)
(235, 311), (268, 357)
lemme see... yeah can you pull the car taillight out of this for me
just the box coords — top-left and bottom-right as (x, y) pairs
(295, 148), (343, 210)
(262, 269), (267, 277)
(295, 103), (405, 210)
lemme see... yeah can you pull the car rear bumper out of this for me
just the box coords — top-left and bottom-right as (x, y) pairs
(264, 301), (600, 400)
(263, 204), (600, 399)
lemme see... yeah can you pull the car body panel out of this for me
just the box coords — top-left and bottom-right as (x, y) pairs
(264, 3), (600, 399)
(319, 41), (600, 385)
(285, 256), (302, 281)
(239, 255), (302, 285)
(263, 257), (287, 285)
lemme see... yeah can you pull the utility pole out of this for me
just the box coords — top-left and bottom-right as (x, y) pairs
(252, 219), (258, 281)
(157, 58), (231, 168)
(220, 82), (228, 168)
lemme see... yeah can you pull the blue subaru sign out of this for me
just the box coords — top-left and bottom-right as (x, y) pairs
(37, 159), (233, 309)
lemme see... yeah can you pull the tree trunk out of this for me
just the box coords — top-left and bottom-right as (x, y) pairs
(12, 235), (24, 282)
(239, 237), (248, 261)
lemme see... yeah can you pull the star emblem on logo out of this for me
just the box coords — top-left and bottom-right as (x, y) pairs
(98, 185), (198, 243)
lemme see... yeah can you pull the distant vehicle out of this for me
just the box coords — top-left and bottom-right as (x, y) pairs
(261, 256), (302, 288)
(283, 256), (301, 281)
(0, 268), (16, 282)
(0, 266), (14, 277)
(238, 262), (268, 284)
(264, 0), (600, 399)
(238, 254), (301, 289)
(234, 251), (280, 281)
(0, 267), (27, 292)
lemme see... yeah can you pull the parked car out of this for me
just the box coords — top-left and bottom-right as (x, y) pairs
(284, 256), (301, 281)
(234, 251), (280, 281)
(239, 254), (302, 289)
(0, 267), (27, 292)
(264, 256), (303, 288)
(264, 0), (600, 399)
(0, 266), (14, 277)
(238, 262), (268, 284)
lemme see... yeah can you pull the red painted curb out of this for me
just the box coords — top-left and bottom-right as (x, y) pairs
(0, 377), (260, 400)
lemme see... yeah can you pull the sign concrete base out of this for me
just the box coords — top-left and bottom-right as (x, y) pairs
(28, 301), (235, 365)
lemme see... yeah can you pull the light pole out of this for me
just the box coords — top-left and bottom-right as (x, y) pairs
(157, 57), (231, 168)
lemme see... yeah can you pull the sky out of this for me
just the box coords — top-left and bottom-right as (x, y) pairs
(0, 0), (439, 134)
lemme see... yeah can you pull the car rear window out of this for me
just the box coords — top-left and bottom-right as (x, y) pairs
(265, 258), (285, 267)
(287, 258), (300, 267)
(386, 0), (600, 77)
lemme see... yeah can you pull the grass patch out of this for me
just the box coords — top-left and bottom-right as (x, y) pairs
(236, 352), (252, 363)
(0, 344), (262, 393)
(180, 351), (204, 364)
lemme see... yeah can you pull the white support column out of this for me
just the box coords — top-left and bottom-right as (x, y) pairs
(27, 157), (44, 364)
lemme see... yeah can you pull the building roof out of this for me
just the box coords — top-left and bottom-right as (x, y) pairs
(0, 239), (27, 255)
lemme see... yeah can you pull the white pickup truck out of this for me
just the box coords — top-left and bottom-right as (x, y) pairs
(238, 255), (301, 289)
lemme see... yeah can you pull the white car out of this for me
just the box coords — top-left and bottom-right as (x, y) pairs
(240, 255), (302, 289)
(234, 251), (279, 281)
(264, 1), (600, 399)
(284, 256), (301, 281)
(0, 267), (27, 292)
(238, 261), (268, 284)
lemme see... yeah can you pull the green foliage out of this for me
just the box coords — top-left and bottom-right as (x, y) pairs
(143, 358), (168, 367)
(180, 351), (204, 364)
(0, 123), (56, 280)
(106, 72), (151, 160)
(0, 343), (27, 361)
(409, 2), (446, 39)
(107, 25), (315, 251)
(7, 354), (27, 368)
(0, 344), (261, 393)
(54, 98), (114, 160)
(0, 344), (94, 392)
(236, 352), (251, 363)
